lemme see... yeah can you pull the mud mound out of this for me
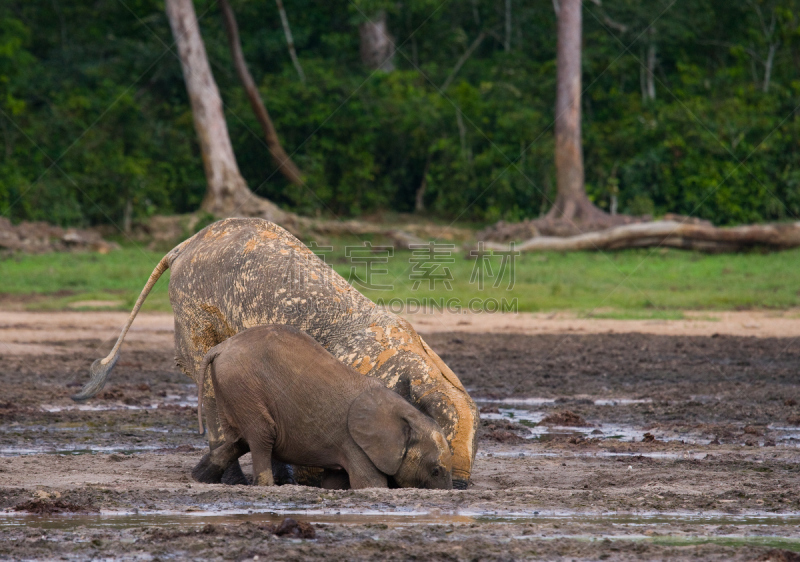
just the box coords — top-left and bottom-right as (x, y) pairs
(479, 419), (529, 444)
(0, 217), (118, 254)
(275, 518), (316, 539)
(13, 499), (98, 514)
(757, 549), (800, 562)
(540, 410), (587, 426)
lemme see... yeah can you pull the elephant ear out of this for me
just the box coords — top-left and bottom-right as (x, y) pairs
(348, 385), (409, 476)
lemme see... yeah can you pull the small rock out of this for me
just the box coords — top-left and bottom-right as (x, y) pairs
(642, 433), (656, 443)
(274, 518), (315, 539)
(744, 425), (764, 436)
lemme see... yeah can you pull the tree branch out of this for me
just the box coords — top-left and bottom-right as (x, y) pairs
(218, 0), (304, 186)
(441, 32), (486, 92)
(275, 0), (306, 83)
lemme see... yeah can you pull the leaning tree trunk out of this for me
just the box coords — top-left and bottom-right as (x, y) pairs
(548, 0), (605, 224)
(165, 0), (284, 221)
(218, 0), (304, 186)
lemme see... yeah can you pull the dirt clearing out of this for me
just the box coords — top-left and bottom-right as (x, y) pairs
(1, 311), (799, 560)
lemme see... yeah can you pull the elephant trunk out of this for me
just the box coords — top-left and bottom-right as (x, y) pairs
(415, 336), (480, 488)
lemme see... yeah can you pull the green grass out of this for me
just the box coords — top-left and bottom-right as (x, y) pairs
(1, 243), (799, 313)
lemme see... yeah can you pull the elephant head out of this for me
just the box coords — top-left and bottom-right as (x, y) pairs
(348, 385), (453, 490)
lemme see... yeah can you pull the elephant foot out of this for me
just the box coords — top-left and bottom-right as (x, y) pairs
(221, 460), (251, 485)
(453, 479), (469, 490)
(191, 453), (226, 484)
(272, 460), (296, 486)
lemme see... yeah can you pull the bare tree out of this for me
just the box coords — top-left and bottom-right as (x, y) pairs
(218, 0), (304, 186)
(547, 0), (604, 223)
(275, 0), (306, 83)
(360, 11), (395, 71)
(641, 27), (656, 101)
(748, 0), (779, 93)
(165, 0), (284, 219)
(504, 0), (512, 51)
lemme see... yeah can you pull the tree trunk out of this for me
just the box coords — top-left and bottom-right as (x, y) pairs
(504, 0), (512, 51)
(548, 0), (602, 223)
(218, 0), (304, 186)
(165, 0), (284, 220)
(274, 0), (305, 83)
(479, 220), (800, 253)
(763, 42), (777, 93)
(645, 27), (656, 100)
(415, 156), (431, 213)
(359, 11), (395, 71)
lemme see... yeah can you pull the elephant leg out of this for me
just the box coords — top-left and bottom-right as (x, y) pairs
(347, 470), (387, 489)
(346, 460), (388, 489)
(194, 385), (248, 484)
(245, 413), (278, 487)
(189, 379), (249, 485)
(221, 457), (251, 485)
(192, 438), (249, 484)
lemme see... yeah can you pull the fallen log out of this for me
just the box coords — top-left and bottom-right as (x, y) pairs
(476, 220), (800, 253)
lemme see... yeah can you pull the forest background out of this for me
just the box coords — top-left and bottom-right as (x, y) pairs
(1, 0), (800, 230)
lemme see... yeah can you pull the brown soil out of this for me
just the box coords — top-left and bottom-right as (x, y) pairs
(540, 411), (587, 426)
(1, 311), (800, 560)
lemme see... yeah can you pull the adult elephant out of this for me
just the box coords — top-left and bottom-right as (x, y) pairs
(73, 218), (479, 489)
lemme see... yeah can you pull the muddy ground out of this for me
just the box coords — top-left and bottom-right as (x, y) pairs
(1, 312), (800, 561)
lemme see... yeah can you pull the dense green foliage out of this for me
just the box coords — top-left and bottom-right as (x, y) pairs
(3, 243), (799, 312)
(1, 0), (799, 227)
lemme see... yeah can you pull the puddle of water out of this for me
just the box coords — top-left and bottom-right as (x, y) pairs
(0, 445), (169, 456)
(477, 450), (710, 460)
(3, 508), (799, 532)
(0, 424), (192, 435)
(475, 397), (652, 407)
(481, 408), (700, 445)
(594, 399), (653, 406)
(41, 395), (198, 413)
(481, 407), (800, 447)
(476, 397), (556, 406)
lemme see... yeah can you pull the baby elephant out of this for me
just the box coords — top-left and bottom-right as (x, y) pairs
(194, 325), (453, 490)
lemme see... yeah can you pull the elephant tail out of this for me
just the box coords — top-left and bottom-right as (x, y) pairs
(197, 347), (221, 435)
(71, 254), (171, 401)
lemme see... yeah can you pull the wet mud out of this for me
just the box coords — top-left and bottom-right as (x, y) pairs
(1, 315), (800, 560)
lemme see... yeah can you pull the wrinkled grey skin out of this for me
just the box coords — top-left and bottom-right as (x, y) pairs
(73, 218), (478, 488)
(193, 325), (453, 490)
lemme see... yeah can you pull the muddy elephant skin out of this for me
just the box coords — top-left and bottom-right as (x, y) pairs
(193, 325), (453, 490)
(73, 218), (479, 488)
